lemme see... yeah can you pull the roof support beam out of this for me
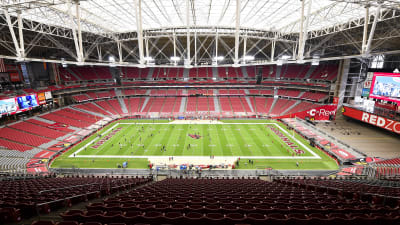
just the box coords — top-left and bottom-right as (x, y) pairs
(135, 0), (145, 65)
(117, 41), (123, 63)
(271, 38), (276, 62)
(214, 31), (219, 66)
(173, 31), (177, 65)
(194, 29), (197, 65)
(76, 1), (84, 63)
(297, 0), (312, 61)
(234, 0), (241, 66)
(361, 6), (370, 55)
(365, 4), (381, 56)
(97, 45), (102, 62)
(67, 0), (80, 61)
(145, 38), (149, 59)
(185, 0), (191, 67)
(17, 11), (25, 58)
(242, 35), (247, 64)
(4, 9), (21, 59)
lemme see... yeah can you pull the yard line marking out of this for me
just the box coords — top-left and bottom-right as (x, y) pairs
(72, 122), (320, 160)
(69, 123), (119, 157)
(274, 123), (321, 159)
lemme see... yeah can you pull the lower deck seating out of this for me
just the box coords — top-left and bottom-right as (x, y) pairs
(9, 122), (66, 139)
(40, 113), (90, 128)
(0, 127), (50, 147)
(95, 101), (119, 115)
(55, 177), (400, 225)
(0, 139), (33, 152)
(0, 176), (152, 223)
(73, 103), (112, 117)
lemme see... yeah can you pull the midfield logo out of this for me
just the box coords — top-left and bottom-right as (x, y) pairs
(188, 134), (202, 139)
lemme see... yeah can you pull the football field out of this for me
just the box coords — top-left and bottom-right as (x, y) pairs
(50, 120), (338, 170)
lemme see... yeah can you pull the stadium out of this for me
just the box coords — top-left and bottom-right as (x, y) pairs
(0, 0), (400, 224)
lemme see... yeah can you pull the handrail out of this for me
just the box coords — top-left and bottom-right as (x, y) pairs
(38, 182), (101, 194)
(36, 190), (100, 207)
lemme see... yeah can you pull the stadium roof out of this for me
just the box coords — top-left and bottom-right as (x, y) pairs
(2, 0), (394, 34)
(1, 0), (400, 66)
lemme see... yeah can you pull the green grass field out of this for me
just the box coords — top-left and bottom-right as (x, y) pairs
(50, 120), (338, 170)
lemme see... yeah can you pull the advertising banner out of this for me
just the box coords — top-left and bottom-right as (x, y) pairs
(45, 91), (52, 100)
(375, 101), (396, 111)
(362, 88), (370, 97)
(274, 104), (337, 121)
(333, 97), (339, 105)
(20, 63), (30, 85)
(343, 106), (400, 135)
(9, 72), (21, 82)
(37, 93), (46, 105)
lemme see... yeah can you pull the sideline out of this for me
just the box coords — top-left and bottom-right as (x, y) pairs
(70, 122), (320, 159)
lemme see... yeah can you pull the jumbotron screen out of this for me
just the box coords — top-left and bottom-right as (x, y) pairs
(370, 72), (400, 104)
(0, 98), (17, 115)
(16, 94), (38, 110)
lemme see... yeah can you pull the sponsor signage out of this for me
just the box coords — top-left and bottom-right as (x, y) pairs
(362, 88), (370, 97)
(333, 97), (339, 105)
(283, 118), (356, 160)
(364, 80), (372, 88)
(375, 101), (396, 111)
(275, 105), (337, 121)
(37, 93), (46, 105)
(343, 106), (400, 134)
(45, 91), (52, 100)
(20, 63), (30, 85)
(45, 91), (53, 103)
(9, 72), (21, 82)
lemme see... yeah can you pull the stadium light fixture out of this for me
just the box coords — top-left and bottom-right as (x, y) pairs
(108, 55), (116, 67)
(144, 56), (154, 61)
(61, 58), (67, 67)
(170, 56), (180, 61)
(277, 55), (290, 66)
(312, 55), (320, 65)
(213, 56), (224, 61)
(297, 59), (305, 64)
(243, 55), (255, 61)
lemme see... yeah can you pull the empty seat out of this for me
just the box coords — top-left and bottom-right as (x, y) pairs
(56, 221), (79, 225)
(60, 210), (83, 222)
(206, 213), (225, 225)
(31, 221), (56, 225)
(226, 212), (246, 223)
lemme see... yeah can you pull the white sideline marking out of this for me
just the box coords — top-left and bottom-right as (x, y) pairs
(274, 123), (321, 159)
(69, 123), (119, 158)
(74, 155), (318, 159)
(71, 122), (320, 160)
